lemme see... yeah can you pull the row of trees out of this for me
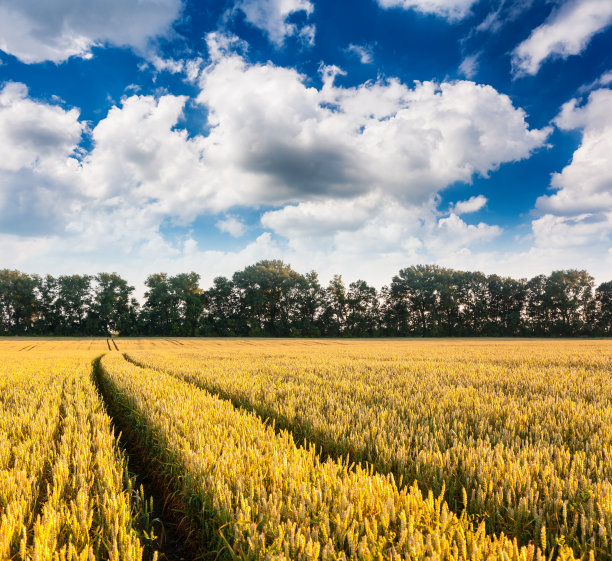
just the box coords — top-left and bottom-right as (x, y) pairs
(1, 262), (611, 337)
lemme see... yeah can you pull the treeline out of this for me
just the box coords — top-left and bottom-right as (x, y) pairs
(1, 261), (611, 337)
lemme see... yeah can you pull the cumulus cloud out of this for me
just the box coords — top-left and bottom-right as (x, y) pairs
(0, 82), (83, 172)
(430, 212), (501, 252)
(77, 94), (211, 213)
(0, 82), (84, 235)
(0, 51), (549, 230)
(376, 0), (478, 21)
(0, 50), (551, 288)
(261, 192), (387, 239)
(451, 194), (487, 214)
(0, 0), (183, 64)
(531, 88), (612, 260)
(537, 89), (612, 215)
(216, 215), (247, 237)
(512, 0), (612, 76)
(262, 192), (501, 263)
(196, 48), (549, 209)
(146, 55), (206, 83)
(235, 0), (314, 47)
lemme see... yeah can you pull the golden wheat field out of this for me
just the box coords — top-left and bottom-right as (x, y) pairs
(1, 339), (612, 560)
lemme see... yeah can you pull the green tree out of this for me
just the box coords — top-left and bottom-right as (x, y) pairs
(526, 270), (595, 335)
(0, 269), (38, 334)
(320, 275), (347, 336)
(293, 271), (323, 337)
(346, 280), (379, 336)
(142, 273), (178, 335)
(232, 260), (305, 336)
(525, 274), (551, 335)
(391, 265), (445, 336)
(203, 276), (240, 336)
(56, 274), (93, 335)
(170, 272), (204, 336)
(545, 270), (594, 335)
(486, 275), (526, 336)
(595, 281), (612, 335)
(91, 273), (135, 335)
(34, 275), (60, 335)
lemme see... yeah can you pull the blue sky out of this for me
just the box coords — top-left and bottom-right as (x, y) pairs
(1, 0), (611, 288)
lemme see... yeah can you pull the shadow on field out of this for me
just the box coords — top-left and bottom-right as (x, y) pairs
(92, 356), (196, 561)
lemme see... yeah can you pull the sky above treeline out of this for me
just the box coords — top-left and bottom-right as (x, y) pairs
(0, 0), (611, 288)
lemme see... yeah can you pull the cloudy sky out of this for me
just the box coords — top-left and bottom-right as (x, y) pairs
(0, 0), (611, 288)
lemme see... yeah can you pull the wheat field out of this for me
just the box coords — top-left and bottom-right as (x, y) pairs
(1, 338), (611, 560)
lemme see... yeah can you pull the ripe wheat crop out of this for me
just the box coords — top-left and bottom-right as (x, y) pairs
(0, 350), (148, 561)
(122, 339), (612, 559)
(97, 348), (579, 561)
(2, 339), (610, 560)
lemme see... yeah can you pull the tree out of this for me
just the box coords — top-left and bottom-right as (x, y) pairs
(56, 275), (93, 335)
(486, 275), (526, 336)
(391, 265), (446, 336)
(346, 280), (379, 336)
(547, 270), (595, 335)
(525, 274), (550, 335)
(141, 273), (178, 335)
(170, 272), (204, 336)
(454, 271), (488, 335)
(90, 273), (135, 335)
(292, 271), (323, 337)
(232, 260), (305, 336)
(434, 269), (462, 336)
(0, 269), (38, 334)
(0, 263), (606, 337)
(526, 270), (595, 336)
(202, 276), (240, 336)
(379, 284), (408, 336)
(595, 282), (612, 335)
(34, 275), (60, 335)
(320, 275), (347, 336)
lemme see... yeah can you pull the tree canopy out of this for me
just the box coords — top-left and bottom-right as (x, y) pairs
(0, 263), (609, 337)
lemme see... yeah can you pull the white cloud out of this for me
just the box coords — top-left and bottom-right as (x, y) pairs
(0, 52), (553, 289)
(78, 94), (207, 209)
(578, 69), (612, 94)
(474, 0), (535, 35)
(376, 0), (478, 21)
(531, 213), (611, 249)
(0, 82), (83, 172)
(0, 0), (182, 64)
(235, 0), (314, 47)
(530, 89), (612, 266)
(537, 88), (612, 215)
(451, 194), (487, 214)
(216, 215), (247, 237)
(0, 52), (549, 228)
(346, 44), (374, 64)
(458, 53), (479, 79)
(261, 192), (388, 239)
(262, 192), (500, 261)
(430, 212), (501, 252)
(144, 56), (204, 82)
(512, 0), (612, 76)
(0, 82), (84, 235)
(196, 49), (549, 210)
